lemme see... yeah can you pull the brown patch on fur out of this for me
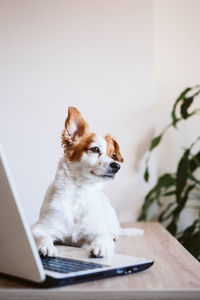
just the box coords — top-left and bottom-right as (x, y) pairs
(63, 133), (95, 161)
(61, 106), (95, 161)
(105, 135), (124, 163)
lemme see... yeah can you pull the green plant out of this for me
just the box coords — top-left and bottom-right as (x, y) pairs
(138, 85), (200, 260)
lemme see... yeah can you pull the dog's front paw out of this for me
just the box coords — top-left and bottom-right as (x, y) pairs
(36, 239), (58, 257)
(39, 243), (58, 257)
(89, 244), (106, 258)
(89, 237), (114, 258)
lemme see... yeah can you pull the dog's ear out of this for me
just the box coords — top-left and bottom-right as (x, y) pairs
(105, 135), (124, 163)
(63, 107), (89, 144)
(112, 138), (124, 162)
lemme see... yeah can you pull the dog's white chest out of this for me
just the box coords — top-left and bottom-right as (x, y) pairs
(57, 187), (105, 243)
(61, 186), (102, 223)
(71, 189), (88, 222)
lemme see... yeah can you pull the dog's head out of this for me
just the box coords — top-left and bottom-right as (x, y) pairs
(61, 107), (124, 183)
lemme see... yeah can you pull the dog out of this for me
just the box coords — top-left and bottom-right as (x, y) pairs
(32, 107), (143, 258)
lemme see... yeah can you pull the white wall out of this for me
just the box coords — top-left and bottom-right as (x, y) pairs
(0, 0), (153, 224)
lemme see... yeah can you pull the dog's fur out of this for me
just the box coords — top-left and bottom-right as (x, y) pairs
(32, 107), (143, 258)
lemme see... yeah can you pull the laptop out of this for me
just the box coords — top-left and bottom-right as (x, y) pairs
(0, 144), (153, 288)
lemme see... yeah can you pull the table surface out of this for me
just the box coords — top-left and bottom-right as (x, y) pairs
(0, 222), (200, 300)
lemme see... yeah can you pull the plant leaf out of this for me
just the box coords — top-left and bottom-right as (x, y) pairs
(176, 149), (190, 202)
(157, 173), (176, 188)
(171, 87), (192, 127)
(190, 154), (200, 168)
(178, 184), (196, 212)
(163, 190), (176, 197)
(144, 166), (149, 182)
(167, 184), (195, 235)
(158, 202), (176, 222)
(149, 134), (162, 151)
(189, 150), (200, 172)
(177, 219), (199, 242)
(180, 97), (194, 119)
(138, 173), (176, 221)
(189, 174), (200, 184)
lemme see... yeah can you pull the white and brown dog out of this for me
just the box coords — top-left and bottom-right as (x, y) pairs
(32, 107), (143, 258)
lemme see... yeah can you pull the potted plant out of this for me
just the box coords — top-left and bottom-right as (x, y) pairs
(138, 85), (200, 260)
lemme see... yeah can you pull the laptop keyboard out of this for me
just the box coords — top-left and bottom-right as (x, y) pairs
(41, 256), (107, 274)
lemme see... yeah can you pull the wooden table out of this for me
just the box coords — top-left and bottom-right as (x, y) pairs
(0, 222), (200, 300)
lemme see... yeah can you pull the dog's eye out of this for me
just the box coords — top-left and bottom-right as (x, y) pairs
(112, 153), (116, 160)
(89, 147), (100, 153)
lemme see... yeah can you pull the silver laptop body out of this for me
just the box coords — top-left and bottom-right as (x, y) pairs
(0, 144), (153, 287)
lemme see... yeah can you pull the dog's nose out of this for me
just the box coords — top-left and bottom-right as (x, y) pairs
(110, 162), (121, 173)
